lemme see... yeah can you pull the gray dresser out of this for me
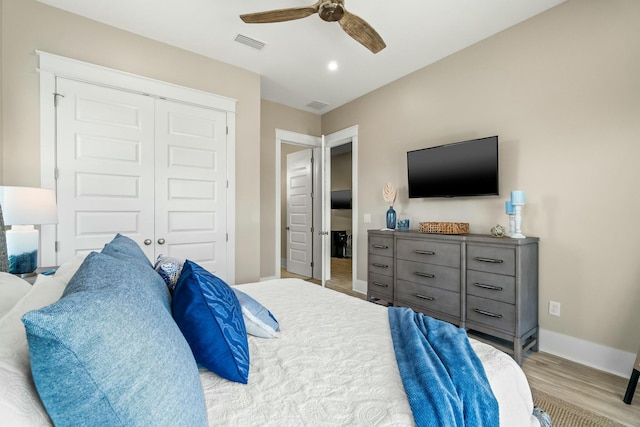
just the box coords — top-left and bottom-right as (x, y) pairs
(367, 229), (539, 365)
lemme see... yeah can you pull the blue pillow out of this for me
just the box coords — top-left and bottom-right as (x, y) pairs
(22, 252), (207, 427)
(154, 254), (184, 292)
(172, 260), (250, 383)
(233, 288), (280, 338)
(101, 233), (152, 270)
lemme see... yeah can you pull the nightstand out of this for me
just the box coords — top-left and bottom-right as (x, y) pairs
(16, 266), (58, 285)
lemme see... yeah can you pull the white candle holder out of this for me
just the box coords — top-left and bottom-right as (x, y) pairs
(507, 214), (516, 237)
(510, 205), (526, 239)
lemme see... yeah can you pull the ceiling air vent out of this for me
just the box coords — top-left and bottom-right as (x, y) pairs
(306, 100), (329, 110)
(234, 34), (266, 50)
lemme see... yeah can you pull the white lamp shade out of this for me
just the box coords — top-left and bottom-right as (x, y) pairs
(0, 186), (58, 225)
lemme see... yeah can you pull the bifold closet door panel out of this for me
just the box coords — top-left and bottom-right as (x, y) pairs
(55, 77), (156, 262)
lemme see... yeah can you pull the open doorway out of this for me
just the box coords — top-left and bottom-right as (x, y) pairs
(274, 127), (362, 296)
(328, 143), (353, 293)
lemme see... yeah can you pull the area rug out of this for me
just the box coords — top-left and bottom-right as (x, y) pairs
(531, 388), (625, 427)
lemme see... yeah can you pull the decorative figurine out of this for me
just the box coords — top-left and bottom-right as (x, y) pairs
(491, 224), (506, 238)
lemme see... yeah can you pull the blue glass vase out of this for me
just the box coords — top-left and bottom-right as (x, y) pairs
(386, 206), (397, 229)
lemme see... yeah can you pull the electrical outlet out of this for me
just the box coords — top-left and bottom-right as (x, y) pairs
(364, 213), (371, 223)
(549, 300), (561, 317)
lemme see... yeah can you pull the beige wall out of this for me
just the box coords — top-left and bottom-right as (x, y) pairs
(260, 100), (320, 277)
(1, 0), (262, 283)
(321, 0), (640, 353)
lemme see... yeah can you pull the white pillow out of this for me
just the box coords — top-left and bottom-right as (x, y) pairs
(0, 254), (85, 427)
(0, 273), (32, 319)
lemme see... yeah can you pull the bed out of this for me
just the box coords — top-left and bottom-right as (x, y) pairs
(0, 234), (541, 427)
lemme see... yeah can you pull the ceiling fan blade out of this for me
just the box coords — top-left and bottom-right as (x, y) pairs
(339, 10), (386, 54)
(240, 2), (321, 24)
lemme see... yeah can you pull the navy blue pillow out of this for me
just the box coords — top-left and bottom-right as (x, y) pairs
(172, 260), (250, 383)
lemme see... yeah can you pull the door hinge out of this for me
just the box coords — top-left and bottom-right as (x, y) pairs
(53, 93), (65, 107)
(227, 180), (229, 189)
(226, 126), (229, 135)
(311, 227), (314, 233)
(54, 168), (59, 180)
(226, 233), (229, 242)
(311, 261), (314, 268)
(54, 241), (59, 252)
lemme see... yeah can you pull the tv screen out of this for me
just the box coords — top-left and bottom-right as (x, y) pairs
(331, 190), (352, 209)
(407, 136), (499, 198)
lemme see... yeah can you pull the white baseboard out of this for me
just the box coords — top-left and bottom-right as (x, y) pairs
(353, 278), (367, 295)
(539, 328), (636, 378)
(259, 275), (278, 282)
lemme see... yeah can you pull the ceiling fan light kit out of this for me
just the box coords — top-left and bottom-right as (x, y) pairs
(240, 0), (386, 54)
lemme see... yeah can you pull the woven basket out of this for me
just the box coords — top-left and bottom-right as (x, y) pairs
(418, 221), (469, 235)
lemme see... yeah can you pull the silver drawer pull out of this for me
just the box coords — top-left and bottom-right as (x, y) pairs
(413, 293), (435, 301)
(373, 281), (389, 288)
(373, 244), (389, 249)
(473, 283), (503, 291)
(414, 272), (435, 278)
(473, 308), (503, 319)
(414, 250), (436, 255)
(474, 256), (504, 264)
(372, 263), (389, 268)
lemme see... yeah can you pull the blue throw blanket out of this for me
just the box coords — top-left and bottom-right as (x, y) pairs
(388, 307), (499, 427)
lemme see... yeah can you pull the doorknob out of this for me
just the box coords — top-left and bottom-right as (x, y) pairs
(144, 239), (152, 246)
(158, 238), (166, 245)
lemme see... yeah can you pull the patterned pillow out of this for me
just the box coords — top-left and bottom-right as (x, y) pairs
(172, 260), (250, 383)
(154, 255), (184, 292)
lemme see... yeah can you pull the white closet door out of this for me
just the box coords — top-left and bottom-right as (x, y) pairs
(56, 78), (156, 262)
(154, 100), (228, 280)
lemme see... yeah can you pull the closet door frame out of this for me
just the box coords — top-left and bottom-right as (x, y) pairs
(37, 51), (237, 284)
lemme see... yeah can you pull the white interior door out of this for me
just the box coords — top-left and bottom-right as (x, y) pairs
(55, 77), (156, 262)
(320, 136), (331, 287)
(286, 149), (313, 277)
(154, 100), (228, 280)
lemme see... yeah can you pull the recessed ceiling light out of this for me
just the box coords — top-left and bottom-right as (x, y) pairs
(327, 61), (338, 71)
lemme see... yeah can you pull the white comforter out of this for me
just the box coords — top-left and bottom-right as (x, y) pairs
(203, 278), (539, 427)
(0, 267), (538, 427)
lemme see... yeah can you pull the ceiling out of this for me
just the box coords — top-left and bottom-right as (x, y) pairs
(37, 0), (565, 114)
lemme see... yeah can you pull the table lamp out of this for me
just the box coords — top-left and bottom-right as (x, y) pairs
(0, 186), (58, 276)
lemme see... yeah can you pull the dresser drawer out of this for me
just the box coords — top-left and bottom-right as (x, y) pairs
(396, 238), (460, 268)
(368, 254), (393, 276)
(396, 280), (460, 318)
(466, 295), (515, 333)
(368, 272), (393, 299)
(369, 236), (394, 257)
(467, 270), (515, 304)
(396, 259), (460, 292)
(467, 245), (515, 276)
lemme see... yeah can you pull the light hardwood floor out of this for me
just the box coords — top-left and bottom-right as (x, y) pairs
(282, 259), (640, 426)
(521, 351), (640, 426)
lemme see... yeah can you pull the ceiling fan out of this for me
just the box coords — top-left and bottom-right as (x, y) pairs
(240, 0), (386, 54)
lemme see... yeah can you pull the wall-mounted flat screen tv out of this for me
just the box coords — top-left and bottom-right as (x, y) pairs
(331, 190), (352, 209)
(407, 136), (499, 198)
